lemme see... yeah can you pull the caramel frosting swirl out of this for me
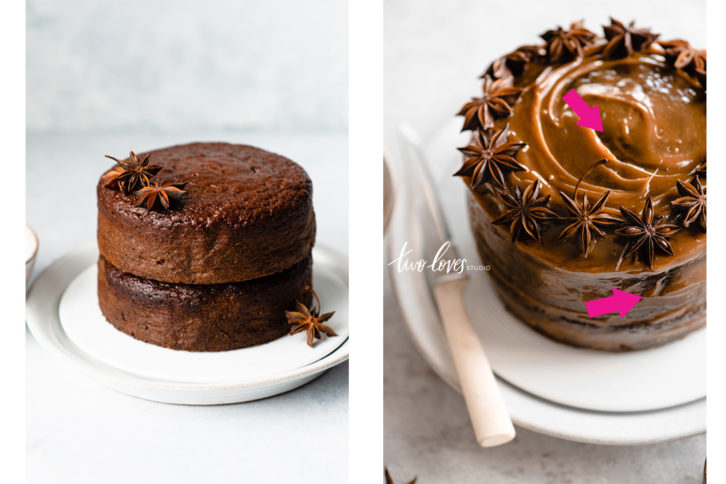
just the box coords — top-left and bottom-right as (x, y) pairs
(507, 53), (705, 215)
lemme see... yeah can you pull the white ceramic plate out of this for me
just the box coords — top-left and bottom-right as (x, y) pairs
(26, 225), (38, 285)
(60, 261), (348, 384)
(26, 245), (349, 405)
(386, 119), (705, 444)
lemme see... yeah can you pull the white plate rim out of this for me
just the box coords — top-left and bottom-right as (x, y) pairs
(26, 245), (349, 400)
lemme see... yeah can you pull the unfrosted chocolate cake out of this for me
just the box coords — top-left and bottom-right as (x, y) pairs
(455, 19), (706, 351)
(98, 142), (315, 285)
(97, 142), (316, 352)
(98, 255), (312, 352)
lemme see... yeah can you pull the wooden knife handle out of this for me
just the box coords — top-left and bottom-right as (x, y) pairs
(433, 278), (515, 447)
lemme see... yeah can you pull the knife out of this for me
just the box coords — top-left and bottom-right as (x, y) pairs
(397, 124), (515, 447)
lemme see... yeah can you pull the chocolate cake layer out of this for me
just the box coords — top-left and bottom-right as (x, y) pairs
(97, 255), (312, 352)
(458, 21), (706, 351)
(97, 142), (315, 284)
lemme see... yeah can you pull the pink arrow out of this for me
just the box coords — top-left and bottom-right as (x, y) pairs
(585, 288), (642, 318)
(563, 89), (603, 132)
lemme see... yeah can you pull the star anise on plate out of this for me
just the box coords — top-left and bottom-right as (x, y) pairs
(385, 468), (417, 484)
(659, 39), (706, 75)
(493, 179), (556, 242)
(134, 181), (186, 211)
(671, 177), (706, 232)
(540, 20), (597, 63)
(615, 197), (679, 269)
(102, 151), (162, 194)
(457, 76), (522, 131)
(455, 127), (526, 189)
(557, 160), (620, 256)
(602, 18), (659, 59)
(286, 286), (337, 348)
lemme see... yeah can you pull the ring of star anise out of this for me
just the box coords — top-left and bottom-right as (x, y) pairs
(485, 44), (545, 80)
(615, 197), (679, 269)
(671, 176), (706, 232)
(696, 161), (706, 178)
(602, 18), (659, 59)
(557, 160), (620, 257)
(457, 76), (522, 131)
(455, 127), (526, 189)
(659, 39), (706, 88)
(493, 179), (556, 243)
(540, 20), (597, 63)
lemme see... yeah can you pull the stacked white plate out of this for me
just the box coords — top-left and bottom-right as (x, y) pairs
(386, 119), (705, 445)
(26, 245), (349, 405)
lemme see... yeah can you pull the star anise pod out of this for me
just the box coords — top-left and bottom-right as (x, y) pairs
(557, 159), (620, 256)
(485, 44), (545, 79)
(540, 21), (597, 63)
(602, 18), (659, 59)
(671, 177), (706, 231)
(385, 468), (417, 484)
(660, 39), (706, 75)
(455, 127), (526, 189)
(102, 151), (162, 194)
(493, 179), (556, 242)
(696, 161), (706, 177)
(134, 181), (186, 211)
(615, 197), (679, 269)
(286, 286), (337, 348)
(695, 66), (706, 89)
(457, 76), (522, 131)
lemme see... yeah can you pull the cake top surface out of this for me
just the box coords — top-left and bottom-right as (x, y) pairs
(456, 19), (706, 271)
(98, 142), (312, 229)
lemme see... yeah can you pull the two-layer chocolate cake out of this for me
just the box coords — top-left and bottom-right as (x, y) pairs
(97, 142), (316, 352)
(456, 19), (706, 351)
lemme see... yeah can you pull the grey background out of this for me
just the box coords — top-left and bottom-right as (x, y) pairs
(384, 0), (706, 482)
(27, 1), (348, 483)
(27, 0), (347, 133)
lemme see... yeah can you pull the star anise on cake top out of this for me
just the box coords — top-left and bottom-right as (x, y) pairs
(102, 151), (162, 194)
(455, 127), (526, 189)
(540, 20), (597, 63)
(602, 18), (659, 59)
(671, 177), (706, 232)
(493, 179), (556, 243)
(457, 76), (522, 131)
(659, 39), (706, 87)
(615, 197), (679, 269)
(134, 181), (186, 211)
(485, 44), (545, 79)
(660, 39), (706, 73)
(557, 159), (621, 257)
(696, 161), (707, 178)
(286, 286), (337, 348)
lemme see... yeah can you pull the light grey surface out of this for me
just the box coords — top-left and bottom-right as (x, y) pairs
(27, 0), (347, 133)
(384, 0), (706, 482)
(26, 132), (348, 484)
